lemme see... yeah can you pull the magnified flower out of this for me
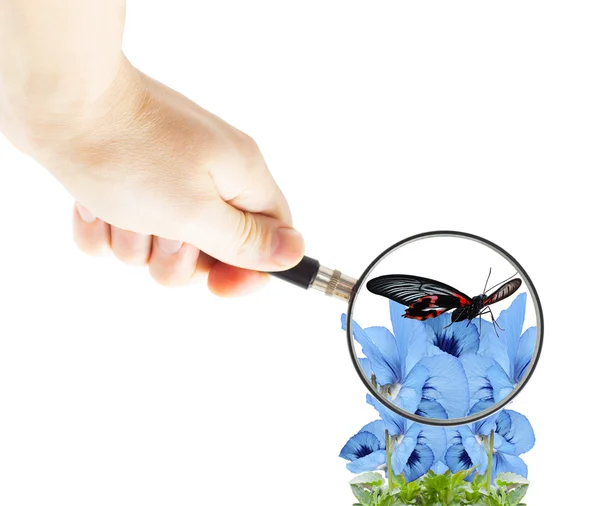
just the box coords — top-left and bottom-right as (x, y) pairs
(339, 420), (387, 473)
(444, 406), (535, 482)
(478, 293), (536, 385)
(367, 395), (447, 482)
(422, 312), (480, 358)
(342, 300), (470, 419)
(460, 354), (514, 412)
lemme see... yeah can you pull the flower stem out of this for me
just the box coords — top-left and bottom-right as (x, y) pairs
(485, 429), (495, 491)
(385, 429), (395, 491)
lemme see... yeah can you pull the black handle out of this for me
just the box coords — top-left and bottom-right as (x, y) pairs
(268, 256), (320, 290)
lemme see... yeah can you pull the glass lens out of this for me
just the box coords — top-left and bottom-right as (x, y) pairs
(345, 231), (543, 426)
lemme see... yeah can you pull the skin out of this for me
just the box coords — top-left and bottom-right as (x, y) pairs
(0, 0), (305, 296)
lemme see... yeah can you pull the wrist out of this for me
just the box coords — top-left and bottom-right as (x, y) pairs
(1, 55), (146, 163)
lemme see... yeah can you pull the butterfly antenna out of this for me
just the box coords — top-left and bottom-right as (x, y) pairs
(483, 267), (492, 293)
(485, 271), (519, 294)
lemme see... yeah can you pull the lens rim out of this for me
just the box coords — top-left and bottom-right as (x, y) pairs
(346, 230), (544, 427)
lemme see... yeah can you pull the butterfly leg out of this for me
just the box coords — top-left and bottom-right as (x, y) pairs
(443, 317), (457, 330)
(488, 307), (504, 332)
(478, 308), (501, 337)
(481, 307), (505, 337)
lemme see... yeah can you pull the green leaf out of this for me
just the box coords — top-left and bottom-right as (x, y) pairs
(351, 484), (373, 505)
(495, 473), (529, 487)
(507, 485), (529, 505)
(347, 468), (530, 506)
(350, 472), (385, 488)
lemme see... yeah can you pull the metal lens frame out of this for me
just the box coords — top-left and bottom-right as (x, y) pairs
(346, 230), (544, 427)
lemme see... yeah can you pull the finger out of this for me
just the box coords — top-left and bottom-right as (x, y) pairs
(72, 203), (111, 256)
(110, 226), (152, 265)
(207, 262), (270, 297)
(186, 199), (304, 273)
(191, 250), (219, 284)
(148, 236), (203, 287)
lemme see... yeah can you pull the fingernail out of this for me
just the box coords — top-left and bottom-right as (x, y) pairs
(270, 228), (304, 267)
(76, 203), (96, 223)
(157, 237), (183, 254)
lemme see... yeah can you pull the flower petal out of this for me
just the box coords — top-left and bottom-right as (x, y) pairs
(368, 325), (405, 381)
(514, 326), (536, 383)
(359, 420), (387, 447)
(416, 399), (448, 420)
(487, 362), (515, 404)
(497, 293), (527, 362)
(419, 354), (470, 419)
(416, 423), (448, 464)
(342, 315), (402, 385)
(431, 461), (450, 474)
(492, 453), (528, 481)
(495, 410), (536, 456)
(340, 431), (383, 461)
(359, 357), (373, 379)
(445, 442), (474, 475)
(347, 450), (388, 473)
(473, 403), (500, 436)
(396, 363), (429, 414)
(459, 426), (488, 472)
(480, 293), (528, 381)
(478, 319), (511, 377)
(460, 354), (498, 407)
(389, 301), (431, 372)
(403, 444), (435, 482)
(391, 432), (417, 476)
(424, 313), (480, 357)
(367, 395), (407, 436)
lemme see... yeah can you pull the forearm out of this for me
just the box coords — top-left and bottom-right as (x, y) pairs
(0, 0), (126, 118)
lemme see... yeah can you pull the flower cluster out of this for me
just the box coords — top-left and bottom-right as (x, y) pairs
(340, 294), (536, 483)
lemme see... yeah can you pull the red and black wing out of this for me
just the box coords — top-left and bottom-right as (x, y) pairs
(483, 278), (522, 306)
(366, 274), (472, 320)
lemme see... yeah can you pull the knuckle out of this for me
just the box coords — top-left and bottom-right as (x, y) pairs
(234, 212), (264, 257)
(236, 132), (263, 164)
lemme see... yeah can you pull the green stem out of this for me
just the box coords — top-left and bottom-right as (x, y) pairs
(385, 429), (395, 491)
(371, 374), (378, 389)
(486, 429), (495, 491)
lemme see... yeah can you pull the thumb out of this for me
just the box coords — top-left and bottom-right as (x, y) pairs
(189, 199), (305, 272)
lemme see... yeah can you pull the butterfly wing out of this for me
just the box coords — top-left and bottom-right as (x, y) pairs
(366, 274), (472, 320)
(483, 278), (522, 306)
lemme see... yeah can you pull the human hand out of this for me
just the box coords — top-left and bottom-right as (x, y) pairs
(1, 57), (304, 296)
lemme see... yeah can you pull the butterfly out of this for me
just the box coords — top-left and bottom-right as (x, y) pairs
(366, 270), (521, 334)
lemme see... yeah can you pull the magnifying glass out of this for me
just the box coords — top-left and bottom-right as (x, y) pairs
(270, 230), (543, 427)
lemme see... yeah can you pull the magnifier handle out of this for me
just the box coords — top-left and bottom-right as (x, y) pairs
(269, 255), (357, 302)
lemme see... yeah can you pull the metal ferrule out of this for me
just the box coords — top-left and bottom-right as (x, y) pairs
(311, 265), (357, 301)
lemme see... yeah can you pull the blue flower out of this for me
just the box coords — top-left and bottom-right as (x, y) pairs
(339, 420), (387, 473)
(367, 395), (447, 482)
(445, 407), (535, 482)
(422, 312), (480, 358)
(342, 301), (470, 419)
(478, 293), (536, 386)
(460, 354), (514, 413)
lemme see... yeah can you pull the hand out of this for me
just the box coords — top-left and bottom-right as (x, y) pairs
(1, 57), (305, 296)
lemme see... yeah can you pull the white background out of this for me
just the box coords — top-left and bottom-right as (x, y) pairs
(0, 1), (598, 504)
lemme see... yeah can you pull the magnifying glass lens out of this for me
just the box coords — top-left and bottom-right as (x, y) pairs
(345, 233), (542, 427)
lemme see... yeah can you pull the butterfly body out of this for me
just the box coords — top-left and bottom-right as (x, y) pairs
(366, 274), (522, 326)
